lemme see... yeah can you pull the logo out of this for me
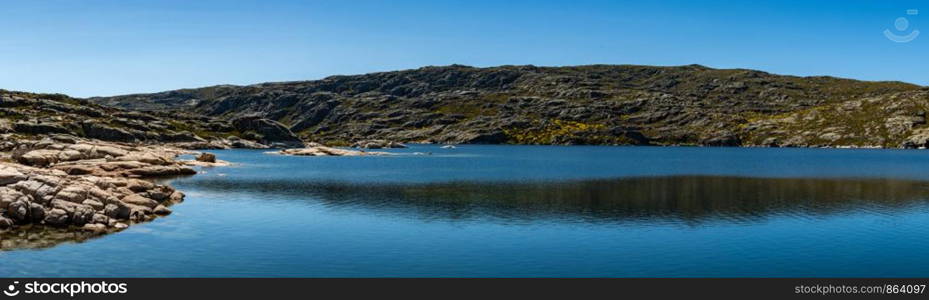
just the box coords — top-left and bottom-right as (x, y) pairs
(3, 281), (127, 297)
(884, 9), (920, 43)
(3, 282), (19, 297)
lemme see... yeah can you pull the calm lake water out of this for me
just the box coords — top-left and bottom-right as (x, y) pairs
(4, 145), (929, 277)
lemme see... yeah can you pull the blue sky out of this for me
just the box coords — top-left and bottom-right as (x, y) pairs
(1, 0), (925, 97)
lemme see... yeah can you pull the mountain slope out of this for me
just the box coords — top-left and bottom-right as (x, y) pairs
(1, 90), (303, 149)
(89, 64), (928, 147)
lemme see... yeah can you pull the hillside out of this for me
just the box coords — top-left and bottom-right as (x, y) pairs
(89, 64), (929, 148)
(0, 90), (303, 149)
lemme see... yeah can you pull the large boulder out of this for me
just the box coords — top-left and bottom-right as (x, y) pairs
(29, 202), (46, 223)
(0, 216), (13, 229)
(153, 205), (172, 215)
(0, 187), (29, 210)
(0, 166), (27, 185)
(7, 200), (30, 222)
(196, 152), (217, 163)
(231, 116), (304, 148)
(104, 203), (130, 219)
(13, 149), (61, 167)
(120, 194), (158, 209)
(81, 121), (139, 142)
(43, 208), (70, 226)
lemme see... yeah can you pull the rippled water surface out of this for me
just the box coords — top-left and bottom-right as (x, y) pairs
(4, 145), (929, 277)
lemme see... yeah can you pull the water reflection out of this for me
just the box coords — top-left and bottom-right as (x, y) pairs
(0, 225), (105, 251)
(180, 176), (929, 224)
(7, 176), (929, 251)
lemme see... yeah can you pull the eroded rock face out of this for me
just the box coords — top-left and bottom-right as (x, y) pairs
(81, 121), (139, 142)
(13, 122), (71, 135)
(231, 116), (305, 148)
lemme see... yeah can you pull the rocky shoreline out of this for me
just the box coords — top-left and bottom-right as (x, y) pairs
(0, 135), (226, 250)
(0, 89), (410, 250)
(0, 133), (397, 249)
(0, 90), (420, 250)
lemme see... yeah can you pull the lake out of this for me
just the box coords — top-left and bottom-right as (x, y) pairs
(3, 145), (929, 277)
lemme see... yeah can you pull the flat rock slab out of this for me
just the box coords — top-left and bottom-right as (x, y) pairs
(275, 146), (390, 157)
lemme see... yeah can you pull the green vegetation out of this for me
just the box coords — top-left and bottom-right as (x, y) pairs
(504, 119), (614, 144)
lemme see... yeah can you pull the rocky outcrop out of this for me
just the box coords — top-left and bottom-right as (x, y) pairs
(231, 116), (305, 148)
(170, 136), (269, 150)
(196, 152), (216, 163)
(81, 121), (139, 142)
(0, 136), (221, 250)
(0, 159), (185, 241)
(351, 140), (407, 149)
(276, 145), (389, 156)
(8, 138), (197, 178)
(13, 122), (71, 135)
(902, 128), (929, 149)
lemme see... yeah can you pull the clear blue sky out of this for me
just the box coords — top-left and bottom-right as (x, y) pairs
(1, 0), (925, 97)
